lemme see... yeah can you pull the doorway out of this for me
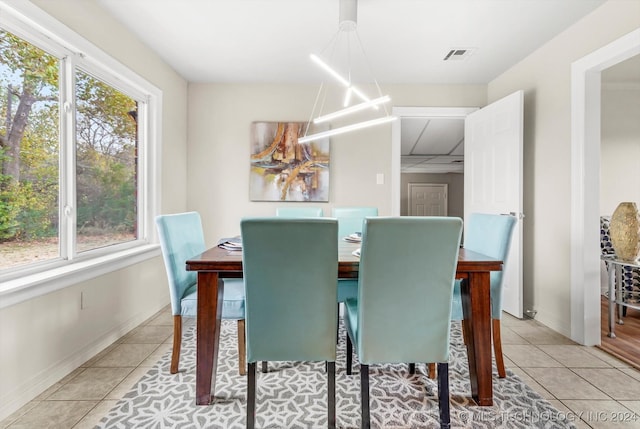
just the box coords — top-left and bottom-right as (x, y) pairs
(391, 107), (477, 216)
(598, 55), (640, 367)
(570, 28), (640, 346)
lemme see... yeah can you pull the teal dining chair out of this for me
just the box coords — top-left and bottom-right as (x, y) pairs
(271, 205), (325, 370)
(331, 206), (378, 239)
(344, 217), (463, 429)
(450, 213), (517, 378)
(331, 207), (378, 303)
(241, 218), (338, 429)
(275, 206), (323, 217)
(155, 212), (246, 375)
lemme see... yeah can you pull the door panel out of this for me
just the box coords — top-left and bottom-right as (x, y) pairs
(409, 183), (447, 216)
(465, 90), (524, 318)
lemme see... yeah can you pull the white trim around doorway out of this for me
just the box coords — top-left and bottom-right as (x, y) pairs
(391, 107), (477, 216)
(570, 28), (640, 346)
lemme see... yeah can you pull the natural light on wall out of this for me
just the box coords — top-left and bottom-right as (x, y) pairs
(298, 0), (396, 144)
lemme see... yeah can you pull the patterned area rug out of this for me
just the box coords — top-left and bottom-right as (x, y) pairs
(97, 320), (575, 428)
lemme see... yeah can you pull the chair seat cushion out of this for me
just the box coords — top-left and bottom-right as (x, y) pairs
(451, 280), (463, 321)
(344, 297), (359, 340)
(180, 278), (245, 320)
(338, 279), (358, 302)
(180, 284), (198, 317)
(220, 279), (246, 319)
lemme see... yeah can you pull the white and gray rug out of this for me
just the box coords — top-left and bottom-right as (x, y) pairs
(97, 321), (576, 428)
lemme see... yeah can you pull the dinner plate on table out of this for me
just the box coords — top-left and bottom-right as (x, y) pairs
(343, 233), (362, 243)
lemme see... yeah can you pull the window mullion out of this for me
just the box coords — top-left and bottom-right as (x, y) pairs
(59, 55), (76, 260)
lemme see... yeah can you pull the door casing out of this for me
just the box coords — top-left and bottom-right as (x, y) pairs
(570, 28), (640, 346)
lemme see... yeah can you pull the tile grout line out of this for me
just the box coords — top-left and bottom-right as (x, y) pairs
(3, 309), (639, 428)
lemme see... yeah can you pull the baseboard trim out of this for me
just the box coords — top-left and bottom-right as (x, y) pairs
(534, 309), (572, 340)
(0, 300), (167, 422)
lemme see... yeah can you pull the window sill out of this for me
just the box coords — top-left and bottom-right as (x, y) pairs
(0, 244), (161, 309)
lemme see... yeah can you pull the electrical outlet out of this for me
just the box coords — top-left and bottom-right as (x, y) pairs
(376, 173), (384, 185)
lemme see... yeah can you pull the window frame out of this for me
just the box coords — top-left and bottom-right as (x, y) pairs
(0, 0), (162, 308)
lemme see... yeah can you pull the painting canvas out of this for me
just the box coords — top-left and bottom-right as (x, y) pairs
(250, 121), (330, 201)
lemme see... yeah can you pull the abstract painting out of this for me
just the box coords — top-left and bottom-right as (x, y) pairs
(249, 121), (330, 201)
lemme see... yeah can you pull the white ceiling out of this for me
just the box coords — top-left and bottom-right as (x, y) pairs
(401, 117), (465, 173)
(98, 0), (605, 84)
(97, 0), (608, 173)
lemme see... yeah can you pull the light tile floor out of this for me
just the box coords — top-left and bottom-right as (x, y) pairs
(1, 308), (639, 428)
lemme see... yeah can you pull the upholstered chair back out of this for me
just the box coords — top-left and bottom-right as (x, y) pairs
(241, 218), (338, 362)
(331, 207), (378, 238)
(451, 213), (517, 321)
(353, 216), (462, 364)
(155, 211), (206, 316)
(275, 207), (323, 217)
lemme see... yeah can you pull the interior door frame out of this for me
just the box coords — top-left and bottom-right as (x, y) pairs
(570, 28), (640, 346)
(391, 107), (478, 216)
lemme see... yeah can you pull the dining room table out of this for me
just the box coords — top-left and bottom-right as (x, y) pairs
(186, 239), (502, 407)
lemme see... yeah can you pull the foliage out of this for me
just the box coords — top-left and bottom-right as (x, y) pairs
(0, 149), (19, 239)
(0, 28), (138, 249)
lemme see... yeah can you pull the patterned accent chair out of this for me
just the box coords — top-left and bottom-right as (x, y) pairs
(600, 216), (640, 316)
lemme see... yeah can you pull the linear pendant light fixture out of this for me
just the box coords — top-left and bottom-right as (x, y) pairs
(313, 95), (390, 124)
(298, 0), (396, 144)
(300, 116), (397, 143)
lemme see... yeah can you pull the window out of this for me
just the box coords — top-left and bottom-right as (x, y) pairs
(0, 2), (160, 294)
(1, 30), (60, 270)
(74, 70), (138, 253)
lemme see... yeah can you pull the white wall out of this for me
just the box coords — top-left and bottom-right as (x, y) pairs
(187, 83), (485, 242)
(0, 0), (188, 420)
(600, 84), (640, 215)
(487, 0), (640, 335)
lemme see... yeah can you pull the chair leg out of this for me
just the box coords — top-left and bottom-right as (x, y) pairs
(360, 364), (370, 429)
(327, 361), (336, 429)
(336, 303), (340, 344)
(346, 330), (353, 376)
(408, 363), (416, 375)
(170, 315), (182, 374)
(262, 361), (268, 373)
(427, 363), (436, 379)
(492, 318), (506, 378)
(237, 319), (246, 376)
(247, 362), (257, 429)
(437, 362), (451, 429)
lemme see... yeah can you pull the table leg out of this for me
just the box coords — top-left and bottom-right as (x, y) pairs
(196, 272), (224, 405)
(460, 272), (493, 406)
(608, 265), (616, 338)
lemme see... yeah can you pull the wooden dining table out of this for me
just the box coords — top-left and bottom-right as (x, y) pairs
(186, 240), (502, 407)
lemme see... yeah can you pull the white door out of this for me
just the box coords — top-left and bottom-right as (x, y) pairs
(408, 183), (447, 216)
(464, 90), (524, 318)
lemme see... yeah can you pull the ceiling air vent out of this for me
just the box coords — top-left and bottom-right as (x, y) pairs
(443, 48), (475, 61)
